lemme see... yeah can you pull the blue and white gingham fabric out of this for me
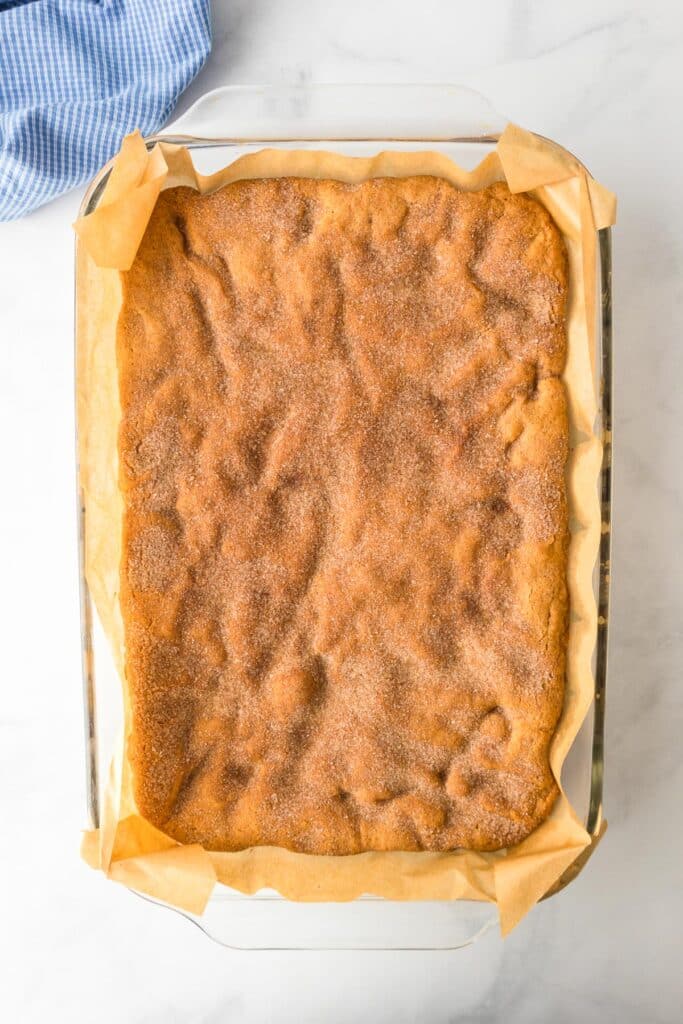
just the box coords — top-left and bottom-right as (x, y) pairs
(0, 0), (211, 220)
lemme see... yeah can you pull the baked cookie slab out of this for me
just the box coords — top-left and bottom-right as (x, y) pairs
(117, 176), (569, 854)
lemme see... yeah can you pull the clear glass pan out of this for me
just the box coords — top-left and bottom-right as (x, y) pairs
(76, 84), (611, 950)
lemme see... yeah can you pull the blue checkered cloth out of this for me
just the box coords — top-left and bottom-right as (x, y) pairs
(0, 0), (211, 220)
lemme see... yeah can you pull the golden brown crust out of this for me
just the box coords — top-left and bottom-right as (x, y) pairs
(118, 175), (569, 854)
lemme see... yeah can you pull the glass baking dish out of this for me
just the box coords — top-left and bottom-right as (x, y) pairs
(75, 84), (612, 950)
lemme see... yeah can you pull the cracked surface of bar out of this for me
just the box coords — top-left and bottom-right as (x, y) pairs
(118, 176), (569, 853)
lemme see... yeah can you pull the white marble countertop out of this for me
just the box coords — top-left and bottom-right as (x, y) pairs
(2, 1), (682, 1021)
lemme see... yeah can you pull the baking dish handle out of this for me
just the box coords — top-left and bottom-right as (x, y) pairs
(164, 83), (507, 141)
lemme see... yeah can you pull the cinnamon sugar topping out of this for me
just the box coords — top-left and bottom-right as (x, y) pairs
(118, 176), (569, 853)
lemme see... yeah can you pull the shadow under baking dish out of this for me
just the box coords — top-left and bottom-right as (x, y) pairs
(76, 84), (611, 950)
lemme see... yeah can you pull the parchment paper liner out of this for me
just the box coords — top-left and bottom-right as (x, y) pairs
(76, 124), (615, 934)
